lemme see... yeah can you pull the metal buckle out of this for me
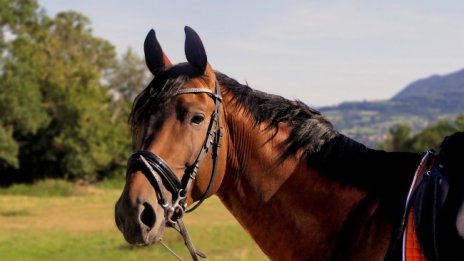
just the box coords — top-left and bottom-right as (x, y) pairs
(166, 189), (187, 225)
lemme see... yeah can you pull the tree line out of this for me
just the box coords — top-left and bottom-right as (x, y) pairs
(378, 115), (464, 153)
(1, 0), (148, 185)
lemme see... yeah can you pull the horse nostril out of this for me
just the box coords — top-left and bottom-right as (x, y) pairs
(140, 202), (156, 229)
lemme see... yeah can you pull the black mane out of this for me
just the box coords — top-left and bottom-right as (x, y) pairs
(216, 72), (337, 160)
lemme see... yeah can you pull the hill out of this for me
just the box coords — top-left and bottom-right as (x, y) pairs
(319, 68), (464, 147)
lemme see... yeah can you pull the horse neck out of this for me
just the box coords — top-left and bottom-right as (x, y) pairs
(215, 90), (422, 260)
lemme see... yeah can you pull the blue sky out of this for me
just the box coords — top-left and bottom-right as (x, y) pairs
(39, 0), (464, 107)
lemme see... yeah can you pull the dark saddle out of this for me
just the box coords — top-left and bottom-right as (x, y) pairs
(386, 132), (464, 261)
(412, 132), (464, 261)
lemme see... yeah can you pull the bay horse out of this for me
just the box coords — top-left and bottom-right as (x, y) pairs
(115, 26), (464, 260)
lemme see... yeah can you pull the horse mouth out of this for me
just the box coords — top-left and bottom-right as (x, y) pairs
(140, 226), (165, 247)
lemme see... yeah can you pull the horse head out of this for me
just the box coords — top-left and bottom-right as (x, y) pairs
(114, 27), (227, 249)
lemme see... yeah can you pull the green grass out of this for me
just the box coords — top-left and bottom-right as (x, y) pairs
(0, 182), (267, 261)
(95, 176), (126, 190)
(0, 179), (80, 197)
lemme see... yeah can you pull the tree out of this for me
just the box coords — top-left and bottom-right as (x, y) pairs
(108, 47), (150, 102)
(409, 119), (458, 152)
(0, 0), (39, 50)
(378, 124), (413, 152)
(0, 0), (49, 169)
(1, 1), (132, 183)
(378, 116), (464, 153)
(106, 48), (150, 125)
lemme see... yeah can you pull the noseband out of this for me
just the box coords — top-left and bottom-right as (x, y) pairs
(126, 81), (222, 261)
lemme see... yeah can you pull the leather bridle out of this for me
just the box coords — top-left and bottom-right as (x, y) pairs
(126, 81), (223, 260)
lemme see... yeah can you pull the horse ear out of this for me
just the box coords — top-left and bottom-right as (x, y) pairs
(144, 29), (172, 76)
(184, 26), (207, 74)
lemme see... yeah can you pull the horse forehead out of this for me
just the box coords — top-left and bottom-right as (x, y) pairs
(176, 79), (216, 105)
(183, 77), (212, 89)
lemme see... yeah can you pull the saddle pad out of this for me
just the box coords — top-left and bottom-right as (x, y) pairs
(405, 209), (427, 261)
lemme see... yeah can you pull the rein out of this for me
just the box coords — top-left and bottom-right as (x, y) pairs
(127, 81), (223, 261)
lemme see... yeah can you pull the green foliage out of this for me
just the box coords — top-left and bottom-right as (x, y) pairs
(0, 0), (39, 49)
(0, 125), (19, 168)
(378, 115), (464, 153)
(108, 47), (150, 102)
(378, 124), (413, 151)
(0, 0), (141, 183)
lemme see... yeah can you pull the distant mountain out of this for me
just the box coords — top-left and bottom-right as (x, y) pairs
(319, 68), (464, 147)
(393, 69), (464, 100)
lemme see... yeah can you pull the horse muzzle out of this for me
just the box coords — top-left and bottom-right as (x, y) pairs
(114, 170), (169, 246)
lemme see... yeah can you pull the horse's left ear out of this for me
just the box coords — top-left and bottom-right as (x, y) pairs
(184, 26), (207, 74)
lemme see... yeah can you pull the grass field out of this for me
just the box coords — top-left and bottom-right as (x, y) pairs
(0, 180), (267, 261)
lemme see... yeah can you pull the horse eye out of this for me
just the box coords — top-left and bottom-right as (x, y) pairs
(191, 114), (205, 125)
